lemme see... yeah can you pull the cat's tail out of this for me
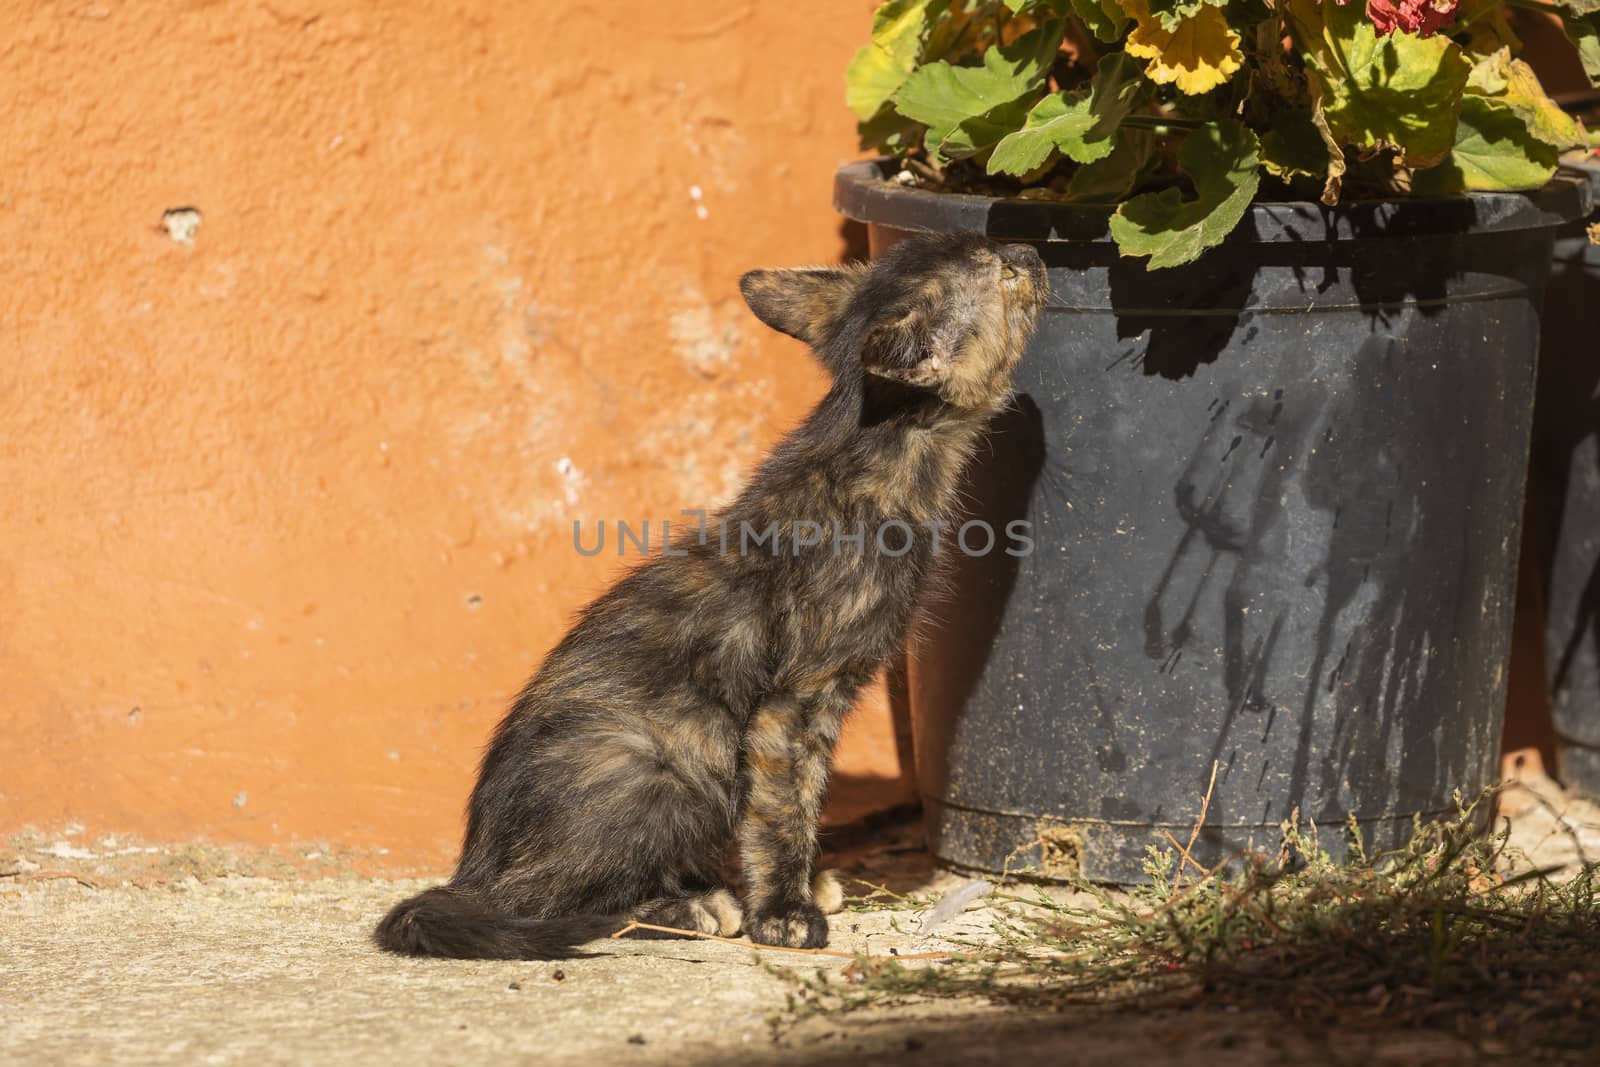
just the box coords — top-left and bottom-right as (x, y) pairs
(373, 885), (623, 960)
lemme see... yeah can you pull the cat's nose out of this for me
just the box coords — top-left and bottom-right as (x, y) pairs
(999, 243), (1042, 270)
(1000, 243), (1047, 290)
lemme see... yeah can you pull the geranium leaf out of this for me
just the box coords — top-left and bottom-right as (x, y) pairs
(846, 0), (952, 122)
(1145, 0), (1225, 32)
(1124, 0), (1244, 96)
(987, 53), (1146, 175)
(1071, 0), (1131, 41)
(1259, 110), (1331, 180)
(1465, 49), (1586, 150)
(1414, 95), (1562, 193)
(857, 102), (926, 154)
(1458, 0), (1521, 57)
(941, 96), (1043, 160)
(1065, 128), (1159, 202)
(1287, 0), (1471, 170)
(1308, 95), (1347, 205)
(896, 20), (1065, 162)
(1560, 12), (1600, 88)
(1109, 120), (1260, 269)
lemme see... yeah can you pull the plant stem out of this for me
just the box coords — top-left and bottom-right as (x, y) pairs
(1121, 115), (1206, 135)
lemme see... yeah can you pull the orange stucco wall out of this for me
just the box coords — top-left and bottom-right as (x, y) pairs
(1, 1), (910, 871)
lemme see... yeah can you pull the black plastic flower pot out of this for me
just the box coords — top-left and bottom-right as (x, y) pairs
(1528, 153), (1600, 795)
(836, 159), (1594, 883)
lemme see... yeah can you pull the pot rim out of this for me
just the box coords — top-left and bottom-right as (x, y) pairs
(834, 158), (1594, 246)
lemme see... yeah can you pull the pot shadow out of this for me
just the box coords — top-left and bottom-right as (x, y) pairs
(1105, 257), (1253, 380)
(984, 204), (1471, 379)
(905, 394), (1047, 805)
(837, 217), (870, 265)
(1128, 273), (1531, 846)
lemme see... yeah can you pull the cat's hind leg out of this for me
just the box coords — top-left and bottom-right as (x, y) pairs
(811, 869), (845, 915)
(633, 888), (743, 937)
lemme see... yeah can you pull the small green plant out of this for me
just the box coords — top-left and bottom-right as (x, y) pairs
(846, 0), (1599, 268)
(840, 879), (941, 912)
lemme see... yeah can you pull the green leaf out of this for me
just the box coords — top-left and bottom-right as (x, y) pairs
(1070, 0), (1131, 41)
(857, 102), (926, 154)
(1259, 110), (1331, 180)
(1109, 120), (1260, 269)
(1465, 48), (1586, 151)
(1146, 0), (1222, 32)
(941, 96), (1041, 159)
(1456, 0), (1520, 56)
(987, 53), (1145, 175)
(895, 20), (1066, 162)
(1560, 12), (1600, 89)
(1287, 0), (1471, 170)
(845, 0), (952, 122)
(1064, 128), (1158, 202)
(1464, 53), (1509, 96)
(1415, 95), (1561, 193)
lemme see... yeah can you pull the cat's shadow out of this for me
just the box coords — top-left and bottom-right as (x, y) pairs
(896, 394), (1047, 829)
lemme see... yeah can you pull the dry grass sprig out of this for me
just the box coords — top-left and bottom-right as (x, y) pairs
(610, 919), (951, 960)
(777, 786), (1600, 1055)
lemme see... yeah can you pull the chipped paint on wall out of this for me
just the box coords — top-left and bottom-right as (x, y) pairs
(668, 289), (743, 380)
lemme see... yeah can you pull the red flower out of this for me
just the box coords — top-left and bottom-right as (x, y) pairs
(1365, 0), (1459, 36)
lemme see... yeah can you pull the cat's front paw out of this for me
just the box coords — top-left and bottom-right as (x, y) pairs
(747, 903), (829, 949)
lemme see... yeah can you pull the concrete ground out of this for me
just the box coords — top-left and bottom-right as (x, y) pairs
(3, 775), (1596, 1067)
(0, 873), (1472, 1067)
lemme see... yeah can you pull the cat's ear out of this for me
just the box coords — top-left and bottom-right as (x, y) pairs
(739, 267), (861, 347)
(860, 311), (951, 389)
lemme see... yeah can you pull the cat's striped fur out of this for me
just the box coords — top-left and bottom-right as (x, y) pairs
(375, 233), (1047, 957)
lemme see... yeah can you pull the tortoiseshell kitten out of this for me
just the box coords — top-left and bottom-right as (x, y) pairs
(376, 233), (1047, 958)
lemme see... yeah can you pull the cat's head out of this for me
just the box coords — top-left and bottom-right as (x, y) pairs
(739, 233), (1048, 411)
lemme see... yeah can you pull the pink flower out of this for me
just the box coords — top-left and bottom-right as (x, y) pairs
(1365, 0), (1459, 37)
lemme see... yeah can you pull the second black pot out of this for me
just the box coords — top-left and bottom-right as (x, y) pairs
(1530, 153), (1600, 793)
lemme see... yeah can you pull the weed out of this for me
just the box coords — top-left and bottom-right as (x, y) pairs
(782, 794), (1600, 1054)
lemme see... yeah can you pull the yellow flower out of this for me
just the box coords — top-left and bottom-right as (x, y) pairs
(1122, 0), (1243, 96)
